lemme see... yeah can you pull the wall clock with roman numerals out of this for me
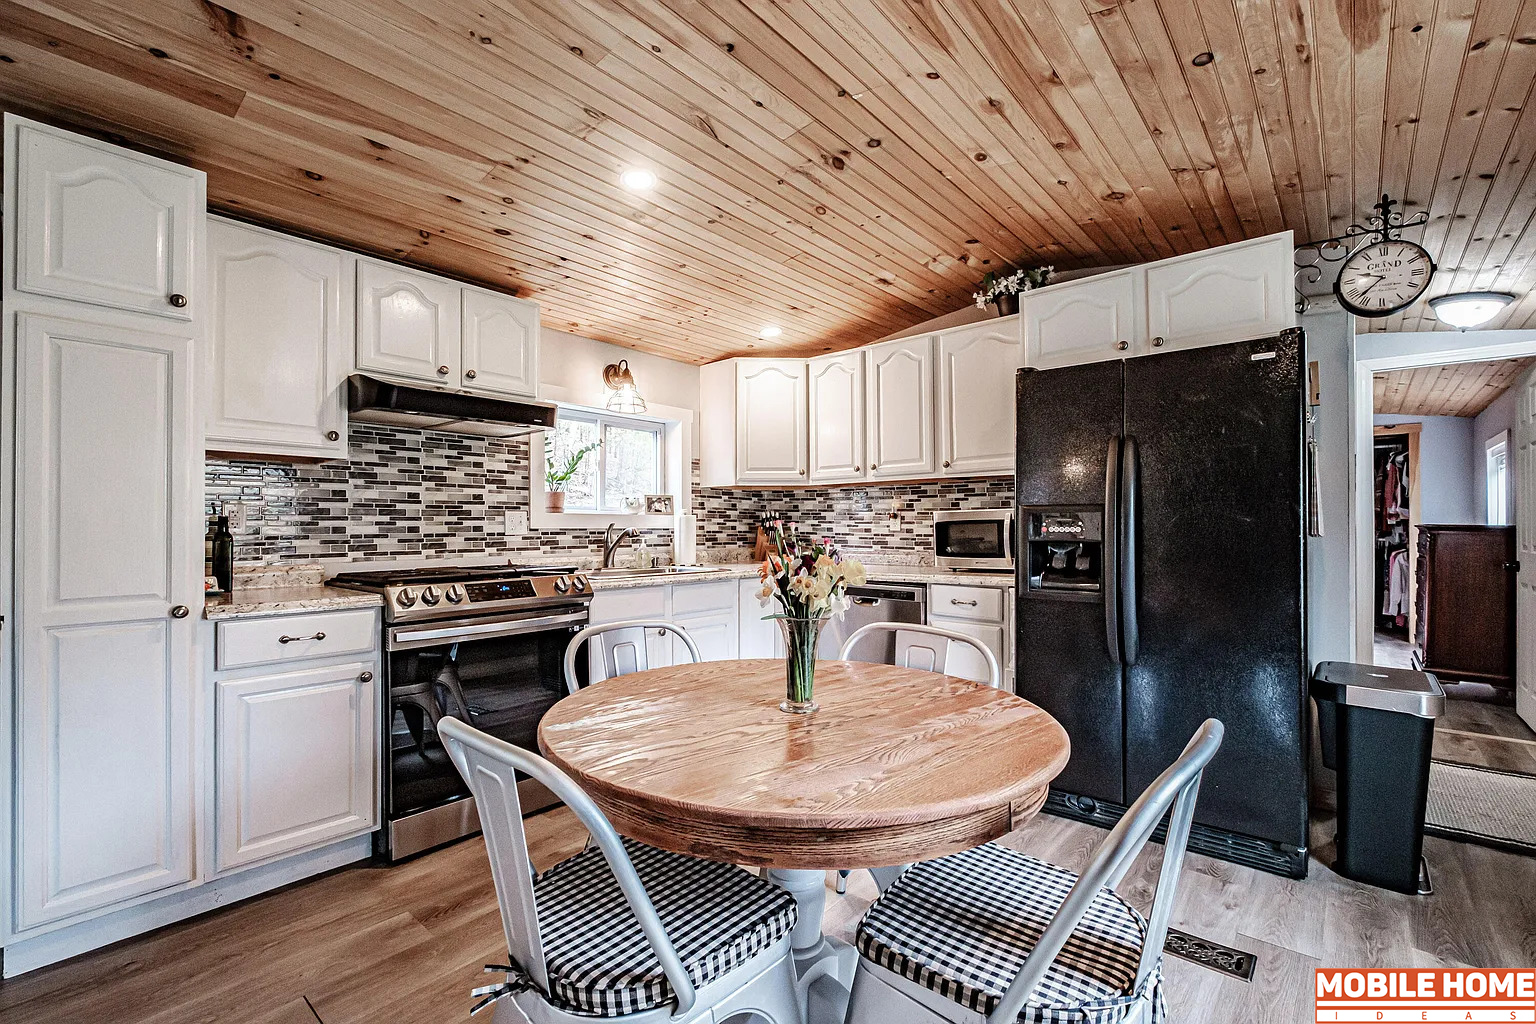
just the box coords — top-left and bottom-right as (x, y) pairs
(1333, 238), (1437, 317)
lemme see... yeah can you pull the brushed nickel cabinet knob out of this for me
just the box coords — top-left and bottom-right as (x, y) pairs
(464, 369), (478, 379)
(168, 293), (188, 308)
(943, 460), (952, 468)
(437, 365), (450, 375)
(325, 430), (340, 442)
(1115, 340), (1129, 351)
(359, 670), (374, 683)
(1152, 336), (1166, 347)
(170, 605), (189, 618)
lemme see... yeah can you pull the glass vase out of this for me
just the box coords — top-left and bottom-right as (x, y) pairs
(777, 616), (825, 714)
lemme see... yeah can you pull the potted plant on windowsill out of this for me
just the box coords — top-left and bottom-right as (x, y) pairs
(545, 440), (600, 513)
(974, 264), (1053, 316)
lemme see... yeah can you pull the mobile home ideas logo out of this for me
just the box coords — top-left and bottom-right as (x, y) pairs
(1316, 969), (1536, 1021)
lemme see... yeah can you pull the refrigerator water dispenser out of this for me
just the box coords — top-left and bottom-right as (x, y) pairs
(1023, 508), (1103, 595)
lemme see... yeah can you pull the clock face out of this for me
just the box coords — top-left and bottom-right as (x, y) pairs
(1334, 239), (1436, 317)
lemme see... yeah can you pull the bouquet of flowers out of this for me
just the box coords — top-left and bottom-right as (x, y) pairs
(755, 520), (867, 714)
(973, 264), (1053, 309)
(756, 520), (867, 619)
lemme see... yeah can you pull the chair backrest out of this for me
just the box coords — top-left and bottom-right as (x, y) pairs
(437, 716), (699, 1016)
(986, 718), (1225, 1024)
(562, 619), (702, 695)
(839, 621), (1001, 688)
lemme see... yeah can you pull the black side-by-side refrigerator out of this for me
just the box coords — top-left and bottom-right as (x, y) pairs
(1015, 329), (1308, 877)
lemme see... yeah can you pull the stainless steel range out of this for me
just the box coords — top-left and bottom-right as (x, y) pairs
(329, 564), (593, 860)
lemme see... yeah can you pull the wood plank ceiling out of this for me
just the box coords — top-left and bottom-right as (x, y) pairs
(1373, 356), (1534, 416)
(0, 0), (1533, 362)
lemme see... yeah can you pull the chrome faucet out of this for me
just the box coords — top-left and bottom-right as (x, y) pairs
(603, 524), (637, 569)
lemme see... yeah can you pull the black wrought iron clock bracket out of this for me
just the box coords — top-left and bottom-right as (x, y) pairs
(1293, 194), (1431, 314)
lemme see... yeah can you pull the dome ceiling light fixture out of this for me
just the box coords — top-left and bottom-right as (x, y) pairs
(1427, 291), (1516, 330)
(758, 324), (783, 339)
(602, 359), (647, 413)
(618, 167), (658, 192)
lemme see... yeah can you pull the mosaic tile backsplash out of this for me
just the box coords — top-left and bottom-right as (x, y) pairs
(206, 424), (1014, 565)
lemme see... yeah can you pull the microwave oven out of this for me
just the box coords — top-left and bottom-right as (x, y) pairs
(933, 508), (1015, 571)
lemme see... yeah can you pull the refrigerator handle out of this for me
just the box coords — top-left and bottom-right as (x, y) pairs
(1104, 434), (1122, 665)
(1120, 435), (1140, 666)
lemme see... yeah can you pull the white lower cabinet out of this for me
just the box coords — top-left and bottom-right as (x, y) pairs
(590, 581), (743, 666)
(215, 661), (377, 872)
(737, 578), (782, 659)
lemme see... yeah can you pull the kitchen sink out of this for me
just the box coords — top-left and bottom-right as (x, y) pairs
(587, 565), (732, 580)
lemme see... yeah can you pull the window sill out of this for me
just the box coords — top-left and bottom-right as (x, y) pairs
(528, 504), (675, 531)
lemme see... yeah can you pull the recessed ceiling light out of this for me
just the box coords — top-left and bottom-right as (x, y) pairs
(619, 168), (658, 191)
(1427, 291), (1515, 330)
(758, 324), (783, 339)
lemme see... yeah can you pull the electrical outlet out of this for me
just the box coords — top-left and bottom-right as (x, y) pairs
(226, 502), (247, 532)
(505, 510), (529, 535)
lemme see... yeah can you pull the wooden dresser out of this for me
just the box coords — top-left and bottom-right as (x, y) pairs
(1414, 525), (1516, 687)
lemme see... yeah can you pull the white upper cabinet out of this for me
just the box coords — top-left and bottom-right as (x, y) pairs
(13, 312), (199, 931)
(12, 119), (201, 320)
(937, 319), (1021, 477)
(808, 350), (866, 484)
(736, 359), (808, 484)
(1144, 232), (1295, 351)
(461, 287), (539, 398)
(215, 662), (377, 873)
(866, 336), (935, 480)
(207, 218), (350, 459)
(356, 258), (462, 384)
(1023, 269), (1140, 369)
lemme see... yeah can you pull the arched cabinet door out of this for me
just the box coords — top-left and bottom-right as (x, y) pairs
(461, 287), (539, 398)
(865, 336), (935, 480)
(207, 218), (350, 459)
(938, 320), (1021, 476)
(1023, 270), (1140, 369)
(735, 359), (809, 484)
(355, 258), (461, 385)
(808, 350), (866, 484)
(13, 121), (200, 320)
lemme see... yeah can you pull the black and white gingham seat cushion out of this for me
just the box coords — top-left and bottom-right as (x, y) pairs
(856, 843), (1166, 1024)
(522, 838), (797, 1017)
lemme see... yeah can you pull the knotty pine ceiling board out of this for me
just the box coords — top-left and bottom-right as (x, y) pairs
(1, 0), (1534, 362)
(1373, 357), (1535, 417)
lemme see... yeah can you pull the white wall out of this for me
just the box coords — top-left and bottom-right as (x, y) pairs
(1370, 414), (1479, 525)
(1303, 305), (1358, 667)
(1473, 386), (1516, 524)
(538, 327), (701, 419)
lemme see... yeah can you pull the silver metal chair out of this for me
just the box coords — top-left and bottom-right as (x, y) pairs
(438, 716), (804, 1024)
(835, 622), (1002, 894)
(839, 621), (1001, 688)
(843, 719), (1224, 1024)
(562, 619), (702, 695)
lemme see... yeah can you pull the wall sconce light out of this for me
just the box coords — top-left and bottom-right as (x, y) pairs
(602, 359), (647, 413)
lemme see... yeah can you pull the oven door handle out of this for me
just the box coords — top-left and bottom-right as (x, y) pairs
(388, 610), (588, 650)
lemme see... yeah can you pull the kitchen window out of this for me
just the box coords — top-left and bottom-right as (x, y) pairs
(549, 410), (664, 513)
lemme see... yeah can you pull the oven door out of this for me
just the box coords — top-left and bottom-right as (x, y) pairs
(934, 511), (1015, 570)
(381, 607), (585, 859)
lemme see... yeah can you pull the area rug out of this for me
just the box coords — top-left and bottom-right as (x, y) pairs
(1424, 760), (1536, 856)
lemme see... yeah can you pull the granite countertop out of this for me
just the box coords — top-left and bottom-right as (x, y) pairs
(586, 563), (1014, 592)
(204, 585), (383, 620)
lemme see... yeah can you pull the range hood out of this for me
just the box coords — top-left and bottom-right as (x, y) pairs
(347, 374), (556, 438)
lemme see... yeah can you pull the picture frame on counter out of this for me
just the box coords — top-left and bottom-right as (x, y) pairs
(645, 494), (675, 515)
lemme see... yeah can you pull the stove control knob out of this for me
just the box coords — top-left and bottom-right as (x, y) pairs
(553, 575), (570, 593)
(397, 587), (417, 607)
(420, 585), (441, 606)
(571, 575), (587, 592)
(445, 584), (466, 604)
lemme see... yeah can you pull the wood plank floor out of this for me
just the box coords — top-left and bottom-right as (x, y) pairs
(2, 808), (1533, 1023)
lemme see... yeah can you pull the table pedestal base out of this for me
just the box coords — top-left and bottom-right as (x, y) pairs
(764, 868), (858, 1024)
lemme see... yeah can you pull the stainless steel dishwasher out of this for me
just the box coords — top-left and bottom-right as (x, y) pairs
(821, 583), (926, 663)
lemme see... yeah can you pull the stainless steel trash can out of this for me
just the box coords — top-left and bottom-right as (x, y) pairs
(1310, 661), (1445, 894)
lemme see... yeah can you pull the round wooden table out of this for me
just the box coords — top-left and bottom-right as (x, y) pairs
(539, 658), (1070, 1024)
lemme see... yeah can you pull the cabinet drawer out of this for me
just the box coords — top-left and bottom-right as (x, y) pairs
(929, 584), (1006, 622)
(588, 585), (669, 624)
(671, 580), (737, 616)
(216, 609), (378, 670)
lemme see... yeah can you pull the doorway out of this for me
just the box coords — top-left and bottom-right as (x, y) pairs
(1365, 358), (1536, 774)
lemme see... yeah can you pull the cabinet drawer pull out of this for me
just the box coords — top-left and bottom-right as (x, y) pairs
(168, 293), (188, 308)
(950, 598), (979, 607)
(278, 631), (326, 644)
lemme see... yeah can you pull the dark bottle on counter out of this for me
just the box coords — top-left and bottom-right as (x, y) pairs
(205, 516), (217, 583)
(211, 515), (234, 594)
